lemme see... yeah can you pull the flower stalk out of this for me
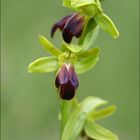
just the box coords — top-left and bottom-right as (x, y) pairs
(28, 0), (119, 139)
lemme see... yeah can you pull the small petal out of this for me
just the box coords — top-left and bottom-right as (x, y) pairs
(51, 15), (72, 38)
(68, 64), (79, 89)
(55, 64), (69, 88)
(59, 82), (75, 100)
(62, 13), (85, 43)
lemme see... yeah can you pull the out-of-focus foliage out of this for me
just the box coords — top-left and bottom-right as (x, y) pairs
(1, 0), (139, 140)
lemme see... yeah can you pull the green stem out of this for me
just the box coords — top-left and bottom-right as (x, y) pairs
(60, 100), (72, 135)
(60, 98), (78, 139)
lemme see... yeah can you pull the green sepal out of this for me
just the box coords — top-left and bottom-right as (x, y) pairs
(74, 56), (99, 74)
(71, 0), (102, 17)
(77, 47), (100, 58)
(85, 119), (119, 140)
(71, 0), (96, 7)
(64, 42), (83, 53)
(94, 13), (119, 39)
(61, 43), (70, 52)
(63, 0), (102, 17)
(89, 105), (116, 120)
(74, 4), (99, 17)
(39, 35), (62, 57)
(95, 0), (102, 9)
(63, 0), (73, 8)
(79, 96), (107, 114)
(61, 97), (107, 140)
(79, 18), (99, 50)
(28, 56), (58, 73)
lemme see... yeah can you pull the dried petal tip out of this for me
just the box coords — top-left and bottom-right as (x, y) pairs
(51, 13), (86, 43)
(55, 64), (79, 100)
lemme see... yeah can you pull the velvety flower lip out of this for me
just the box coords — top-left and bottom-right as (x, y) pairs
(51, 13), (85, 43)
(55, 63), (79, 100)
(51, 14), (72, 38)
(59, 82), (75, 100)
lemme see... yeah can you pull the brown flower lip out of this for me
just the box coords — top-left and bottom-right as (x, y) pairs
(51, 13), (85, 43)
(55, 64), (79, 100)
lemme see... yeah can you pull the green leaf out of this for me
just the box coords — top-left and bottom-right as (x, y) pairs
(28, 56), (58, 73)
(89, 105), (116, 120)
(61, 97), (107, 140)
(77, 47), (100, 58)
(79, 18), (100, 50)
(94, 13), (119, 39)
(74, 56), (99, 74)
(39, 35), (62, 57)
(85, 119), (119, 140)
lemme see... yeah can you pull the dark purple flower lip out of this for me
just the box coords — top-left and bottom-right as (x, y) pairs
(55, 63), (79, 100)
(51, 13), (85, 43)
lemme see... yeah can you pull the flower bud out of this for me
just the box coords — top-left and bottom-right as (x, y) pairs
(55, 63), (79, 100)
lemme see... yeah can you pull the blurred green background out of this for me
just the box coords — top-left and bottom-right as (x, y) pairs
(1, 0), (139, 140)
